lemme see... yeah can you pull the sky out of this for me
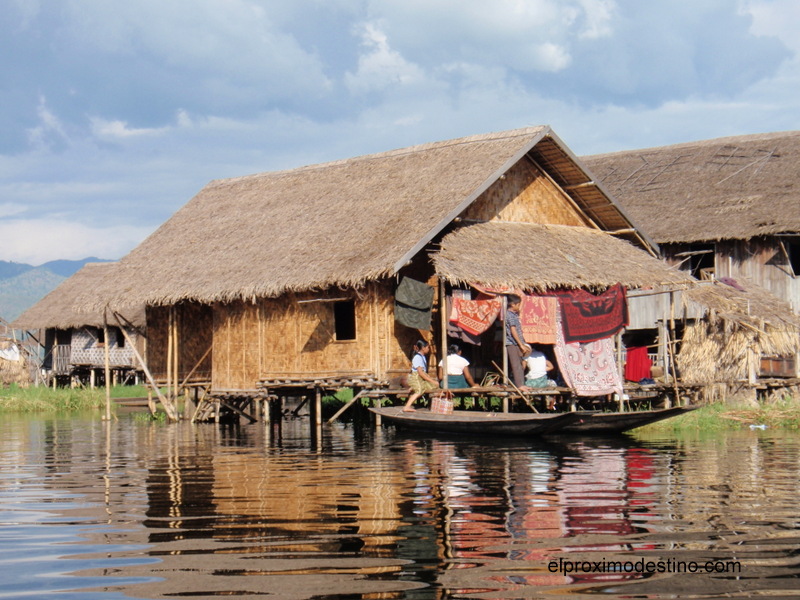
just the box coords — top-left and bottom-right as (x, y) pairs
(1, 0), (799, 265)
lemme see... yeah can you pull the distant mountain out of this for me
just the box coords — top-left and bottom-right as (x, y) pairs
(0, 257), (113, 323)
(39, 257), (113, 278)
(0, 261), (34, 280)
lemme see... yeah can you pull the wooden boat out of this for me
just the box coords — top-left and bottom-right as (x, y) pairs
(369, 406), (583, 436)
(563, 406), (697, 434)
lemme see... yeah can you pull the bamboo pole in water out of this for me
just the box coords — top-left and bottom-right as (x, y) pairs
(103, 309), (112, 422)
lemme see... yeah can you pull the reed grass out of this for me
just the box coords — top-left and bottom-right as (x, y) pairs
(0, 384), (106, 413)
(637, 400), (800, 433)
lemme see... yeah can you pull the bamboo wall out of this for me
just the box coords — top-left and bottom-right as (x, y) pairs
(212, 281), (417, 389)
(462, 156), (587, 226)
(147, 303), (213, 382)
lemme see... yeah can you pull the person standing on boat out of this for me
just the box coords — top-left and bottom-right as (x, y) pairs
(403, 340), (439, 412)
(437, 344), (477, 389)
(505, 294), (531, 390)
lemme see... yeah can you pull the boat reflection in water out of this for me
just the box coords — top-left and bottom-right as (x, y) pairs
(2, 416), (799, 599)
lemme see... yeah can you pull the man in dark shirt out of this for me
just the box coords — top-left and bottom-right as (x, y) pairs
(505, 294), (531, 389)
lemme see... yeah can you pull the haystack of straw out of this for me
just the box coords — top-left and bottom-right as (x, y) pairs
(676, 279), (800, 385)
(0, 340), (29, 387)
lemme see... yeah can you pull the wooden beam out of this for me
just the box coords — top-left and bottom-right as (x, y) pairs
(180, 345), (212, 389)
(112, 310), (179, 422)
(219, 399), (258, 423)
(562, 181), (596, 191)
(326, 389), (368, 423)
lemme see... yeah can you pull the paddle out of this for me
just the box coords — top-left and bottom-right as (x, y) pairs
(491, 360), (538, 413)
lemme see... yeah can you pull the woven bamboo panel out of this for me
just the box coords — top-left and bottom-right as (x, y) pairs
(462, 157), (586, 225)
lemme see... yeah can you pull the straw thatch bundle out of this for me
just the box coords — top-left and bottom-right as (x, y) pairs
(435, 222), (692, 292)
(676, 279), (800, 384)
(75, 126), (651, 311)
(583, 131), (800, 243)
(0, 340), (28, 386)
(12, 263), (144, 330)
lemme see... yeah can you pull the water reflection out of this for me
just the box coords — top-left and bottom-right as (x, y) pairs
(1, 415), (800, 599)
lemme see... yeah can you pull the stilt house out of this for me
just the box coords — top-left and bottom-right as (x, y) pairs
(81, 127), (689, 419)
(13, 263), (145, 387)
(584, 131), (800, 389)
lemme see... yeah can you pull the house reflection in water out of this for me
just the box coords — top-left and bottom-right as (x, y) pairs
(416, 438), (666, 595)
(132, 424), (671, 598)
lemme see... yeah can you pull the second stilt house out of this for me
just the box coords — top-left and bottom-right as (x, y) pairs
(81, 127), (690, 420)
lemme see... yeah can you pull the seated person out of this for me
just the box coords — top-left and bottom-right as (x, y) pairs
(438, 344), (477, 389)
(524, 346), (555, 388)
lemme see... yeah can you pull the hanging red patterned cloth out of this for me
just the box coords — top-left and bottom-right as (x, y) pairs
(450, 295), (503, 336)
(554, 312), (623, 397)
(555, 283), (629, 344)
(519, 295), (558, 344)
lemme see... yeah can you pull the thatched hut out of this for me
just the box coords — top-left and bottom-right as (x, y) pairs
(12, 263), (145, 387)
(79, 127), (689, 420)
(584, 131), (800, 381)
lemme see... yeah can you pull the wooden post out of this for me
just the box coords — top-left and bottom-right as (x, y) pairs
(315, 387), (322, 427)
(616, 331), (624, 413)
(440, 278), (448, 391)
(173, 307), (179, 401)
(103, 310), (112, 422)
(112, 310), (178, 421)
(166, 308), (173, 410)
(501, 296), (508, 385)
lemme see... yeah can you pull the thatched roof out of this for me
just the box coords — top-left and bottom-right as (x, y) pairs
(583, 130), (800, 243)
(12, 263), (145, 330)
(81, 126), (656, 309)
(682, 278), (800, 331)
(435, 222), (692, 291)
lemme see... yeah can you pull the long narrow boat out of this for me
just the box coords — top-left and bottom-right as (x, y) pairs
(564, 405), (697, 434)
(369, 406), (583, 436)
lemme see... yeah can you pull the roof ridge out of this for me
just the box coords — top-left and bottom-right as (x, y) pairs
(210, 126), (549, 186)
(585, 130), (800, 160)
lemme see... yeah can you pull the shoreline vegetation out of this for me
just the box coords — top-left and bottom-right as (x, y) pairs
(1, 384), (799, 431)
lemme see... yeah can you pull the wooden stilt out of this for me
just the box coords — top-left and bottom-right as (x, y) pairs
(172, 307), (179, 401)
(440, 278), (448, 392)
(103, 311), (112, 422)
(166, 308), (173, 411)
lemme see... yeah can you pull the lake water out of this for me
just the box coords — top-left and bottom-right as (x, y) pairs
(1, 411), (799, 599)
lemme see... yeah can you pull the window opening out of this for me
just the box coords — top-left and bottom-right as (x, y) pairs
(333, 300), (356, 341)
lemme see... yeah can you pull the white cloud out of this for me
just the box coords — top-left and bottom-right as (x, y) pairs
(59, 0), (332, 102)
(345, 22), (426, 94)
(90, 118), (168, 139)
(0, 219), (156, 265)
(0, 203), (26, 218)
(577, 0), (615, 39)
(743, 0), (800, 52)
(27, 96), (69, 150)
